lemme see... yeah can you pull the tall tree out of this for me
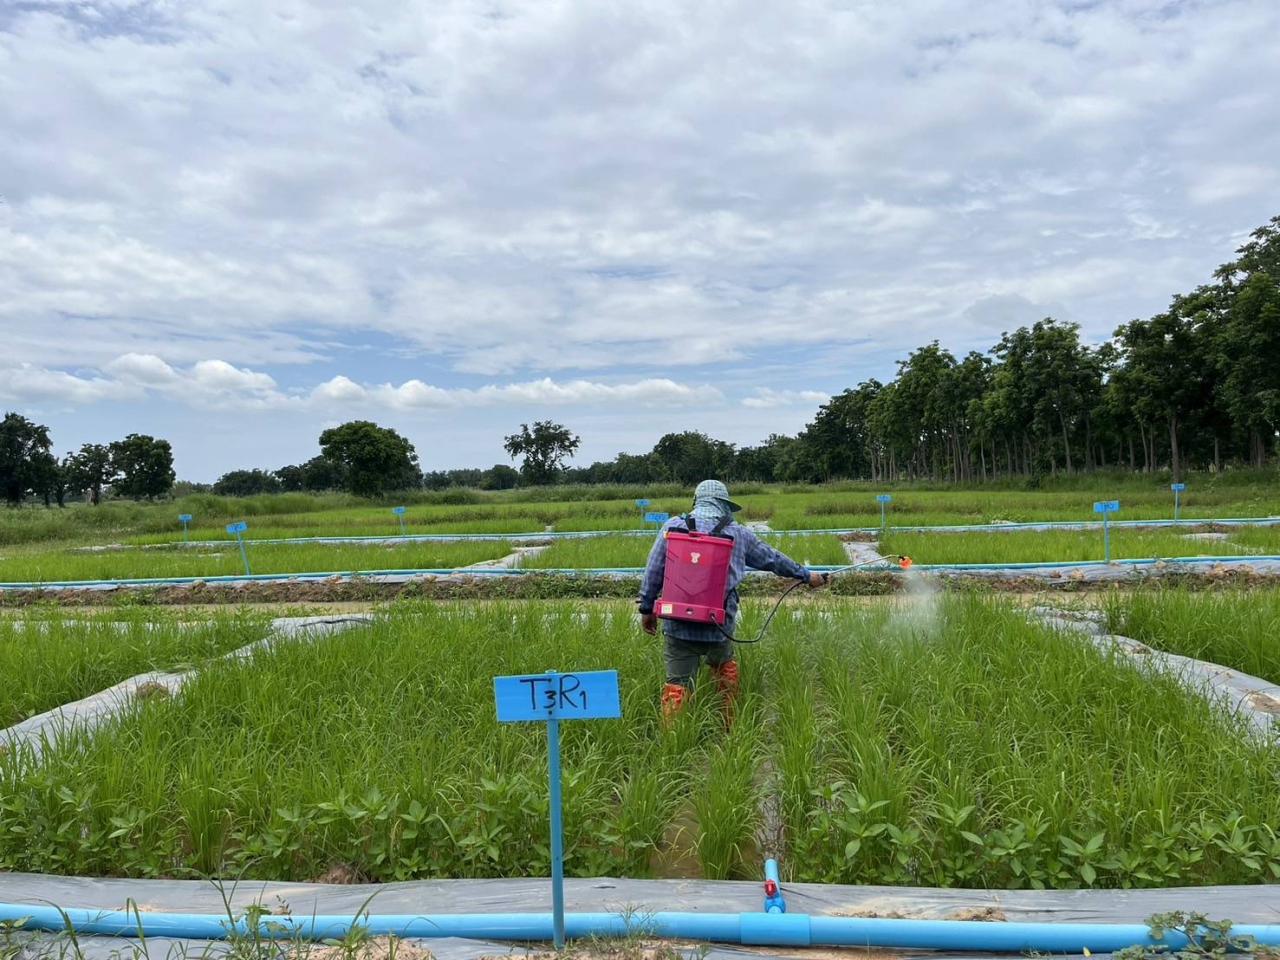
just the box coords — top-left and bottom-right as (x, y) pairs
(0, 413), (53, 506)
(503, 421), (581, 485)
(110, 434), (176, 500)
(649, 431), (735, 485)
(65, 443), (118, 505)
(319, 421), (420, 497)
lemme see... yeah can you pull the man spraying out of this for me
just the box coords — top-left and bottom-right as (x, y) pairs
(637, 479), (824, 721)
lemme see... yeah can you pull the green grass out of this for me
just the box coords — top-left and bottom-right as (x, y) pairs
(1106, 589), (1280, 685)
(6, 470), (1280, 551)
(757, 533), (849, 566)
(522, 535), (655, 569)
(0, 612), (269, 726)
(880, 528), (1252, 565)
(0, 540), (514, 583)
(1223, 526), (1280, 554)
(3, 597), (1279, 888)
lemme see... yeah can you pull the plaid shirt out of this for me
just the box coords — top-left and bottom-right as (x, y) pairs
(637, 516), (810, 642)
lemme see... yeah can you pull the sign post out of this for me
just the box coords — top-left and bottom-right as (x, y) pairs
(1093, 501), (1120, 562)
(1170, 483), (1186, 522)
(635, 499), (650, 527)
(876, 494), (892, 532)
(226, 521), (251, 575)
(644, 511), (669, 530)
(178, 513), (192, 542)
(494, 669), (622, 949)
(392, 505), (407, 535)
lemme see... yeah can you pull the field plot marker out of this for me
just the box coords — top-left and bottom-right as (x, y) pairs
(1093, 500), (1120, 561)
(635, 498), (650, 527)
(876, 494), (892, 531)
(392, 505), (407, 535)
(494, 668), (622, 949)
(226, 521), (251, 575)
(644, 511), (669, 531)
(1171, 483), (1186, 521)
(178, 514), (192, 542)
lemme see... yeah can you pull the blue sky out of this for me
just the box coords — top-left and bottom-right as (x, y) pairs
(2, 0), (1279, 481)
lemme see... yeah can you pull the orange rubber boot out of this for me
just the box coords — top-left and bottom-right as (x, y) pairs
(661, 682), (688, 726)
(710, 660), (740, 727)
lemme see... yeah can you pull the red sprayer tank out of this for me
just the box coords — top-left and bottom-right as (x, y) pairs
(656, 528), (734, 626)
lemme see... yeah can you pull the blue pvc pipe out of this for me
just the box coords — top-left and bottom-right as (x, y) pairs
(3, 903), (1280, 952)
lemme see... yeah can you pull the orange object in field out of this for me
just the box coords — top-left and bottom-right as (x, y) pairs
(899, 555), (913, 569)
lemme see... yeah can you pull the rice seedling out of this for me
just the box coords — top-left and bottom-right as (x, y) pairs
(3, 598), (1279, 889)
(0, 540), (516, 583)
(0, 612), (269, 726)
(521, 536), (654, 569)
(880, 528), (1251, 565)
(1106, 588), (1280, 684)
(767, 596), (1280, 889)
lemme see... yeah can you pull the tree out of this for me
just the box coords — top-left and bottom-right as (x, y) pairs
(319, 421), (420, 497)
(275, 455), (347, 492)
(110, 434), (176, 500)
(213, 469), (283, 497)
(0, 413), (53, 506)
(481, 464), (521, 490)
(503, 421), (581, 485)
(65, 443), (118, 505)
(649, 431), (735, 485)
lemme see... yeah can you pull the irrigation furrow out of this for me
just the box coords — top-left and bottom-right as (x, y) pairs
(0, 616), (372, 758)
(1029, 607), (1280, 738)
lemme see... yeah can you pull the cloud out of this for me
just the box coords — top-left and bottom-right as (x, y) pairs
(742, 388), (829, 409)
(1, 357), (724, 413)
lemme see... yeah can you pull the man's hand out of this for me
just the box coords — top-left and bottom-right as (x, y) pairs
(808, 572), (825, 588)
(641, 612), (658, 634)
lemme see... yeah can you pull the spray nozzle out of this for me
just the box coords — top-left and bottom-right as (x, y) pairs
(898, 555), (913, 569)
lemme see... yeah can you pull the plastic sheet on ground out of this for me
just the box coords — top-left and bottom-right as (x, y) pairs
(2, 872), (1279, 960)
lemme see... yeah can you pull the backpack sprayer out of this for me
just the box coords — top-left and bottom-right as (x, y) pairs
(654, 515), (912, 643)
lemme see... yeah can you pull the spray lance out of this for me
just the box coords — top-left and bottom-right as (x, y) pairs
(727, 553), (913, 645)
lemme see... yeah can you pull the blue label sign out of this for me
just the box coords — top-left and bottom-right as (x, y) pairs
(392, 506), (407, 515)
(876, 494), (892, 503)
(635, 499), (650, 508)
(1171, 483), (1186, 492)
(1093, 500), (1120, 514)
(178, 514), (192, 523)
(495, 670), (621, 723)
(226, 521), (248, 534)
(644, 512), (669, 524)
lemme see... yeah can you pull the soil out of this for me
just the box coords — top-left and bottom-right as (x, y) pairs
(831, 898), (1006, 921)
(311, 863), (367, 884)
(307, 937), (433, 960)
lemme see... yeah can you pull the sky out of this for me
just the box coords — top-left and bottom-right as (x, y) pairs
(2, 0), (1279, 482)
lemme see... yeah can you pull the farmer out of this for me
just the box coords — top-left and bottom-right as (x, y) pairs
(637, 479), (824, 721)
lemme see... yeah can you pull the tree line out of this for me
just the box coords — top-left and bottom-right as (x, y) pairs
(0, 416), (175, 506)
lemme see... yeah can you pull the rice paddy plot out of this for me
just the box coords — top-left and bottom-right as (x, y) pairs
(0, 612), (269, 727)
(0, 540), (515, 583)
(521, 535), (654, 569)
(1106, 588), (1280, 685)
(879, 528), (1253, 566)
(2, 598), (1278, 888)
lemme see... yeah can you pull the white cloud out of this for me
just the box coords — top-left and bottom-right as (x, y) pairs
(1, 357), (723, 413)
(742, 388), (829, 409)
